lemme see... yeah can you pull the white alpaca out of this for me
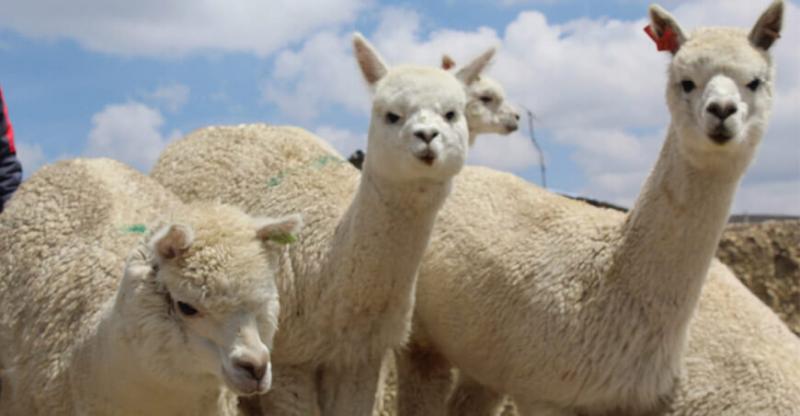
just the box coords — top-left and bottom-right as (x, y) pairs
(151, 34), (492, 415)
(442, 54), (520, 145)
(396, 1), (798, 415)
(0, 158), (302, 415)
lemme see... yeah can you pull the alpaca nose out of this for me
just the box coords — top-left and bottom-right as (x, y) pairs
(234, 359), (267, 382)
(706, 102), (738, 121)
(413, 128), (439, 144)
(514, 112), (521, 121)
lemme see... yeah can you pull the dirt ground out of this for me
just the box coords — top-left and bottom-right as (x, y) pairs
(376, 220), (800, 415)
(716, 220), (800, 336)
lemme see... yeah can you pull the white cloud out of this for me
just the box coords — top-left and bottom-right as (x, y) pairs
(263, 6), (500, 123)
(551, 127), (662, 204)
(497, 11), (668, 131)
(468, 132), (541, 171)
(84, 102), (181, 172)
(264, 31), (370, 122)
(145, 84), (190, 112)
(313, 125), (366, 158)
(0, 0), (366, 57)
(14, 141), (46, 178)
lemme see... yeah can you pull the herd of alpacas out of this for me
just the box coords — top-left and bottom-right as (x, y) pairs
(0, 2), (798, 415)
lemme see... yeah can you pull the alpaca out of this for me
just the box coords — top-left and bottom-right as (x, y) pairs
(0, 158), (302, 415)
(347, 52), (520, 169)
(150, 34), (493, 415)
(442, 54), (520, 145)
(393, 171), (800, 416)
(395, 1), (798, 415)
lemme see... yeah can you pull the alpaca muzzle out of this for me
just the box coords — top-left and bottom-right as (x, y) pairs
(224, 356), (271, 395)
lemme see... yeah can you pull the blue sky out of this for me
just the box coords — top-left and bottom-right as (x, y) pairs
(0, 0), (797, 214)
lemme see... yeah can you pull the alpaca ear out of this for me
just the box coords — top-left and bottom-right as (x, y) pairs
(456, 47), (495, 85)
(749, 0), (783, 51)
(353, 33), (388, 85)
(256, 214), (303, 245)
(648, 4), (687, 54)
(442, 54), (456, 70)
(150, 224), (194, 261)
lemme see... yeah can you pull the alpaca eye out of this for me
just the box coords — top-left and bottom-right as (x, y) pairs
(445, 111), (457, 121)
(177, 301), (198, 317)
(385, 112), (400, 124)
(480, 96), (493, 104)
(681, 80), (696, 93)
(746, 78), (761, 91)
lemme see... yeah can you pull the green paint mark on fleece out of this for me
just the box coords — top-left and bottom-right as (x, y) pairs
(266, 155), (348, 189)
(269, 233), (298, 245)
(122, 224), (147, 234)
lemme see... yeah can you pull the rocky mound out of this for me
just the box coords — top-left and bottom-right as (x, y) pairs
(716, 220), (800, 336)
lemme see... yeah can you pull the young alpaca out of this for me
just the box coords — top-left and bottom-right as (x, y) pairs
(151, 35), (491, 415)
(0, 158), (301, 415)
(348, 53), (519, 169)
(396, 1), (796, 415)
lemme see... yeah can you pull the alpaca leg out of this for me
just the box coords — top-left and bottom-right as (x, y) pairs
(447, 373), (504, 416)
(374, 350), (397, 415)
(318, 361), (382, 416)
(395, 343), (452, 416)
(258, 365), (320, 416)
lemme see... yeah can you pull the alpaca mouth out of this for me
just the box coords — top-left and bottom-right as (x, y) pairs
(708, 126), (733, 144)
(504, 122), (519, 133)
(415, 149), (437, 166)
(223, 369), (269, 396)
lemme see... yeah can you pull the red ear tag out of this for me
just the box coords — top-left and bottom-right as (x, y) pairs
(644, 25), (679, 53)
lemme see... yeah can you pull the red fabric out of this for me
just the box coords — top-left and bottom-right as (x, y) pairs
(0, 88), (13, 154)
(644, 25), (679, 54)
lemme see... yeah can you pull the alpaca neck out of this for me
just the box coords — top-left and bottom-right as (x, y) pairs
(70, 304), (224, 415)
(612, 125), (745, 321)
(320, 162), (451, 357)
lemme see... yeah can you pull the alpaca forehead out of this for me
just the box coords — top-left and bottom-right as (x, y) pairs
(167, 245), (274, 301)
(375, 66), (466, 110)
(674, 28), (769, 77)
(470, 77), (505, 97)
(165, 264), (276, 313)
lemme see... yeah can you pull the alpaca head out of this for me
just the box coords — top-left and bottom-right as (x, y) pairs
(442, 54), (520, 144)
(353, 33), (492, 182)
(649, 0), (783, 170)
(118, 203), (302, 396)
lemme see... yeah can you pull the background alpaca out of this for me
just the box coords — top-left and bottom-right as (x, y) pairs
(395, 1), (799, 415)
(0, 158), (301, 415)
(151, 34), (491, 415)
(443, 54), (520, 145)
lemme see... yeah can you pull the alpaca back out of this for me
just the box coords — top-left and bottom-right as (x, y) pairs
(1, 158), (180, 265)
(0, 158), (181, 412)
(151, 125), (357, 240)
